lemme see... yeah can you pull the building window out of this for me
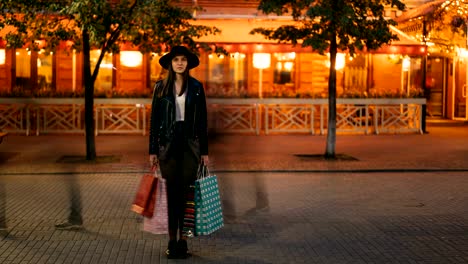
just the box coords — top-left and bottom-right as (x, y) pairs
(15, 49), (31, 90)
(343, 54), (366, 94)
(207, 54), (225, 96)
(149, 53), (165, 86)
(120, 51), (143, 68)
(37, 50), (53, 90)
(229, 52), (246, 95)
(91, 50), (113, 94)
(273, 52), (295, 85)
(207, 52), (246, 97)
(0, 49), (5, 65)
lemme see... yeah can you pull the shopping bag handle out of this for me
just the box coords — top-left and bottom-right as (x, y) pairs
(197, 163), (209, 180)
(152, 166), (163, 179)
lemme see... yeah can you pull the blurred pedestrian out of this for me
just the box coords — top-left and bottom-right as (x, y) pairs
(54, 173), (83, 230)
(0, 177), (6, 236)
(244, 173), (269, 217)
(149, 45), (209, 259)
(54, 156), (83, 231)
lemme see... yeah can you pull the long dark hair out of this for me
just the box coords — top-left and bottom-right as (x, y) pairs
(157, 60), (190, 98)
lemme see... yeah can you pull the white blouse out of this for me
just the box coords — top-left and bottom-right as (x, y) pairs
(175, 89), (186, 121)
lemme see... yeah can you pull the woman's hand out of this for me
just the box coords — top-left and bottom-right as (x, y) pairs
(149, 155), (159, 170)
(201, 155), (209, 166)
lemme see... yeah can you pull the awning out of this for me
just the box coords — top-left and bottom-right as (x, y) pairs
(388, 25), (422, 45)
(192, 19), (425, 55)
(395, 0), (447, 23)
(372, 25), (426, 55)
(0, 16), (425, 55)
(191, 19), (298, 43)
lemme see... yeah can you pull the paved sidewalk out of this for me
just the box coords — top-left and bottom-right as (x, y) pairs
(0, 124), (468, 264)
(0, 125), (467, 174)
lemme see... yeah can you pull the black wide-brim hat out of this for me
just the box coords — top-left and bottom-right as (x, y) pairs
(159, 45), (200, 70)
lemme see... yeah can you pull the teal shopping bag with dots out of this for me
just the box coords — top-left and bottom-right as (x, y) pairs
(194, 166), (224, 236)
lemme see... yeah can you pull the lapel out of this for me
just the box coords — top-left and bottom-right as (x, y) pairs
(184, 79), (193, 121)
(163, 89), (175, 118)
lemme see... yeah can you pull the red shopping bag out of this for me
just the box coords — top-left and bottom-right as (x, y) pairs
(143, 177), (168, 234)
(131, 173), (158, 218)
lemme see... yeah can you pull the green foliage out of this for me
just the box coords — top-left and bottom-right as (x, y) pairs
(251, 0), (406, 55)
(251, 0), (406, 157)
(0, 0), (220, 54)
(0, 0), (222, 159)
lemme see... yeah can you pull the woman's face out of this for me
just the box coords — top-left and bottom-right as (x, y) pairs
(171, 55), (188, 74)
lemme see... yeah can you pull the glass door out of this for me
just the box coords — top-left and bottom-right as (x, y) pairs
(454, 83), (467, 119)
(454, 58), (467, 119)
(426, 57), (444, 117)
(15, 49), (32, 91)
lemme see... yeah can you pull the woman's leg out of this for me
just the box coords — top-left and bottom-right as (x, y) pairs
(165, 121), (189, 258)
(175, 180), (193, 258)
(159, 158), (179, 258)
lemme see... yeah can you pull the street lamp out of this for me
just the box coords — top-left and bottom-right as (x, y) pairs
(253, 53), (271, 98)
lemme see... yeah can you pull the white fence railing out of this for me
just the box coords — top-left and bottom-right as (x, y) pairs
(0, 103), (30, 135)
(0, 98), (426, 135)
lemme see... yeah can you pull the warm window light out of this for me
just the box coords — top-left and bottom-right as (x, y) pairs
(253, 53), (271, 99)
(335, 53), (346, 70)
(276, 62), (282, 71)
(253, 53), (271, 69)
(210, 53), (228, 60)
(100, 63), (114, 69)
(37, 49), (52, 55)
(0, 50), (5, 65)
(120, 51), (143, 67)
(458, 47), (468, 58)
(230, 52), (246, 59)
(326, 53), (346, 70)
(284, 62), (294, 72)
(402, 56), (411, 72)
(274, 52), (296, 60)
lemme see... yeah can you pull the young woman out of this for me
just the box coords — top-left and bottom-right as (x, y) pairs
(148, 45), (209, 259)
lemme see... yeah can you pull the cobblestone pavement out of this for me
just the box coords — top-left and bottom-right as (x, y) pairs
(0, 125), (467, 263)
(1, 126), (467, 174)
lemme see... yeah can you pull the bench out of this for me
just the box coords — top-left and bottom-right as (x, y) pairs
(0, 132), (7, 144)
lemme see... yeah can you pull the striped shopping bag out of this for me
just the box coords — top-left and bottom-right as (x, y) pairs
(194, 165), (224, 236)
(182, 185), (196, 237)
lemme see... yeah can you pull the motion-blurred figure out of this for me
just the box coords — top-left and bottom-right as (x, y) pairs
(55, 173), (83, 230)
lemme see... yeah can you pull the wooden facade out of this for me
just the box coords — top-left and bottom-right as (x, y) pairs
(0, 0), (428, 101)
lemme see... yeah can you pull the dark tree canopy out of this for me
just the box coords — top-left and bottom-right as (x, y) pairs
(0, 0), (220, 160)
(251, 0), (406, 55)
(251, 0), (406, 158)
(0, 0), (219, 55)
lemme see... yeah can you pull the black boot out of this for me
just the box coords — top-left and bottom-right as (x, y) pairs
(166, 240), (178, 259)
(177, 239), (192, 259)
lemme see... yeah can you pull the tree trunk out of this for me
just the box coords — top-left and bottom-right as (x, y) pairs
(83, 29), (96, 161)
(325, 33), (338, 159)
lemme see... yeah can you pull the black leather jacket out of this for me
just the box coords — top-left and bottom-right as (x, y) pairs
(149, 77), (208, 160)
